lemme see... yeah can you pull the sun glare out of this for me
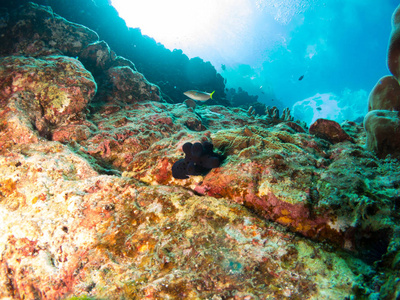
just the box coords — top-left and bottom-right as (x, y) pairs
(111, 0), (220, 50)
(110, 0), (253, 60)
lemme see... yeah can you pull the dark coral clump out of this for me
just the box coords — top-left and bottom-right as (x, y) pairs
(172, 141), (222, 179)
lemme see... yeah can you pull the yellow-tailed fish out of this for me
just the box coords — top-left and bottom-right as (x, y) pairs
(183, 90), (215, 101)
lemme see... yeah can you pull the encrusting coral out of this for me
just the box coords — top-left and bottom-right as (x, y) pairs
(0, 55), (97, 138)
(0, 2), (399, 299)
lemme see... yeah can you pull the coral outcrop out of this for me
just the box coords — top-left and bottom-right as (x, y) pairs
(309, 118), (353, 144)
(2, 0), (228, 105)
(365, 4), (400, 158)
(0, 2), (161, 108)
(0, 55), (96, 139)
(0, 2), (399, 299)
(0, 2), (99, 57)
(368, 75), (400, 111)
(388, 5), (400, 79)
(364, 110), (400, 158)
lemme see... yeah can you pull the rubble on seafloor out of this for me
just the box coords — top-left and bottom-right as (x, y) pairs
(0, 2), (400, 299)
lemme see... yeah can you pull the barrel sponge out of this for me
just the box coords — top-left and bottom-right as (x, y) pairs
(388, 4), (400, 79)
(368, 75), (400, 111)
(364, 110), (400, 158)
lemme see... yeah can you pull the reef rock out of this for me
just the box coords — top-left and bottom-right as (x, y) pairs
(1, 95), (397, 298)
(368, 75), (400, 111)
(0, 55), (96, 139)
(79, 40), (116, 75)
(365, 5), (400, 158)
(0, 142), (361, 299)
(388, 4), (400, 79)
(0, 2), (99, 57)
(0, 2), (161, 109)
(78, 40), (161, 104)
(364, 110), (400, 158)
(104, 66), (160, 103)
(309, 118), (353, 144)
(0, 2), (399, 300)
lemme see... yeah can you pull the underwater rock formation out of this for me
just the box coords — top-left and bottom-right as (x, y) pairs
(78, 40), (161, 104)
(0, 2), (161, 109)
(364, 110), (400, 158)
(0, 2), (99, 57)
(0, 2), (399, 299)
(309, 118), (353, 144)
(1, 0), (227, 105)
(0, 55), (96, 139)
(365, 5), (400, 158)
(388, 4), (400, 79)
(368, 75), (400, 111)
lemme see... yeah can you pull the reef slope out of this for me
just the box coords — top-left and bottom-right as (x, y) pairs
(0, 3), (399, 299)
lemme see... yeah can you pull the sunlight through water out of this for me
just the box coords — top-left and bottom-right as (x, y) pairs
(110, 0), (252, 58)
(110, 0), (397, 125)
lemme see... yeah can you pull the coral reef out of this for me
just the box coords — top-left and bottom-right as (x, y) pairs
(368, 75), (400, 111)
(3, 0), (227, 105)
(0, 2), (399, 299)
(0, 2), (99, 57)
(0, 55), (96, 139)
(228, 87), (260, 108)
(365, 5), (400, 158)
(364, 110), (400, 158)
(388, 5), (400, 79)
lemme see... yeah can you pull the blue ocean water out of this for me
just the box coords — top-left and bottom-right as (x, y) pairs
(112, 0), (399, 125)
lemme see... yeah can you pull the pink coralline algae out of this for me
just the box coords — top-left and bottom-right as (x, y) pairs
(0, 55), (96, 140)
(0, 2), (400, 300)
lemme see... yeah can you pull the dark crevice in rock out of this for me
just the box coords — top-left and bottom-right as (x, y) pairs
(354, 228), (392, 266)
